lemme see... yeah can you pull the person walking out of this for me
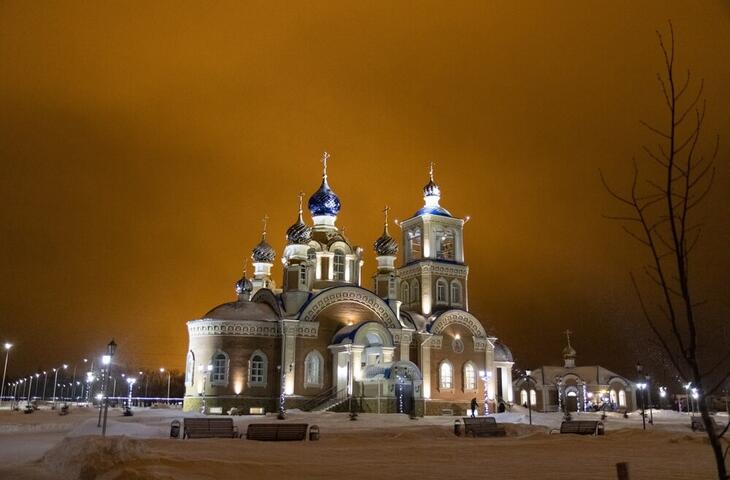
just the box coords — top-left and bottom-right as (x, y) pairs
(470, 397), (478, 418)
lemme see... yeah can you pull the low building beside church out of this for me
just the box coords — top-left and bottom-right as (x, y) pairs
(514, 332), (637, 413)
(183, 154), (514, 416)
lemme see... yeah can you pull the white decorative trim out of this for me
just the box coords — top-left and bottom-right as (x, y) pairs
(187, 319), (318, 338)
(398, 261), (468, 280)
(390, 329), (413, 346)
(299, 287), (401, 329)
(430, 310), (487, 338)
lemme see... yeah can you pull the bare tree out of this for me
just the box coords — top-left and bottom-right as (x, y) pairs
(601, 22), (728, 479)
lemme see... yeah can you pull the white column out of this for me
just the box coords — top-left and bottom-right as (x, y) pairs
(420, 338), (431, 399)
(283, 321), (297, 395)
(351, 346), (364, 381)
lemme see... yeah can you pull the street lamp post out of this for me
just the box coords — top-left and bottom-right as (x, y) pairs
(101, 339), (117, 436)
(41, 371), (48, 401)
(521, 370), (536, 425)
(684, 383), (692, 415)
(659, 386), (667, 410)
(51, 365), (68, 409)
(0, 343), (12, 408)
(645, 375), (654, 425)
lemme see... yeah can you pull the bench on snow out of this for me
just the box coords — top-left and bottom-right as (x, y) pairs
(183, 418), (239, 439)
(462, 417), (506, 437)
(246, 423), (309, 441)
(551, 420), (604, 436)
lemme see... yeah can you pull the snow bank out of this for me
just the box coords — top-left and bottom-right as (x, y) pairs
(41, 436), (148, 480)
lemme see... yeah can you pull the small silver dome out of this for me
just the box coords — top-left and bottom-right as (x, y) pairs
(235, 275), (253, 295)
(252, 239), (275, 263)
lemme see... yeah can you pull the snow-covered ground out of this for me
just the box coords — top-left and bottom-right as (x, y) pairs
(0, 405), (724, 479)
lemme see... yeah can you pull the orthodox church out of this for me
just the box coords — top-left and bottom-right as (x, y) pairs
(183, 153), (514, 416)
(514, 331), (637, 413)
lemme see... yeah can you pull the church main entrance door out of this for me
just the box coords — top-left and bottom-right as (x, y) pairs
(565, 393), (578, 412)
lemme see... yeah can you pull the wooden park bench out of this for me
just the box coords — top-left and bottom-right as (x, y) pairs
(691, 416), (727, 434)
(183, 418), (239, 439)
(462, 417), (506, 437)
(245, 423), (309, 441)
(551, 420), (604, 436)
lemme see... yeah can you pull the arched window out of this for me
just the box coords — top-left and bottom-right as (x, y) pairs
(211, 351), (229, 385)
(618, 389), (626, 407)
(249, 351), (267, 387)
(333, 249), (345, 281)
(408, 228), (422, 262)
(436, 229), (455, 260)
(436, 278), (448, 304)
(185, 351), (195, 386)
(401, 281), (410, 304)
(530, 389), (537, 406)
(450, 280), (462, 305)
(520, 389), (528, 405)
(411, 280), (420, 305)
(439, 361), (453, 389)
(304, 350), (324, 388)
(464, 362), (476, 390)
(610, 389), (618, 404)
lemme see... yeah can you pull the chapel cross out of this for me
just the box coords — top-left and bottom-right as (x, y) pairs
(564, 329), (573, 347)
(429, 161), (435, 181)
(383, 205), (390, 233)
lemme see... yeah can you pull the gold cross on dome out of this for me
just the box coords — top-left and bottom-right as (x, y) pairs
(564, 329), (572, 346)
(261, 214), (269, 239)
(429, 161), (435, 181)
(297, 192), (305, 214)
(321, 151), (330, 176)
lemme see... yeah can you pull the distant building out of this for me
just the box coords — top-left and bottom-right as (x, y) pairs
(183, 155), (514, 415)
(514, 331), (637, 412)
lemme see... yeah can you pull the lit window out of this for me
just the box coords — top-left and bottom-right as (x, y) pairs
(408, 228), (422, 262)
(530, 389), (537, 405)
(411, 280), (420, 304)
(618, 389), (626, 407)
(520, 389), (528, 405)
(450, 280), (462, 305)
(211, 352), (228, 384)
(185, 351), (195, 386)
(610, 389), (618, 404)
(439, 361), (453, 389)
(401, 281), (410, 304)
(304, 351), (323, 388)
(464, 363), (476, 390)
(334, 250), (345, 281)
(249, 352), (267, 386)
(436, 229), (455, 260)
(436, 279), (448, 304)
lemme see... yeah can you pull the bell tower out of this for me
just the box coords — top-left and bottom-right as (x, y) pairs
(397, 163), (468, 315)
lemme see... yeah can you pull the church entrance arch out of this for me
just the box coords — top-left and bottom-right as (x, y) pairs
(330, 322), (395, 396)
(565, 386), (579, 412)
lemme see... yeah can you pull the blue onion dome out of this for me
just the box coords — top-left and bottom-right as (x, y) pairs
(235, 274), (253, 295)
(374, 205), (398, 256)
(308, 151), (341, 217)
(251, 238), (275, 263)
(286, 194), (313, 244)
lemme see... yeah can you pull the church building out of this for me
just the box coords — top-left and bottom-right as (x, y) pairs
(183, 154), (514, 416)
(514, 331), (637, 413)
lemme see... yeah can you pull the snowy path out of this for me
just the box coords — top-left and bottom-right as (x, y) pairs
(0, 407), (723, 479)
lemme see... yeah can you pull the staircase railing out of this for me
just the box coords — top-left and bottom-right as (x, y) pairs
(301, 386), (347, 412)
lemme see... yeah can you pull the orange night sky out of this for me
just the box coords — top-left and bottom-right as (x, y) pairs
(1, 1), (728, 378)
